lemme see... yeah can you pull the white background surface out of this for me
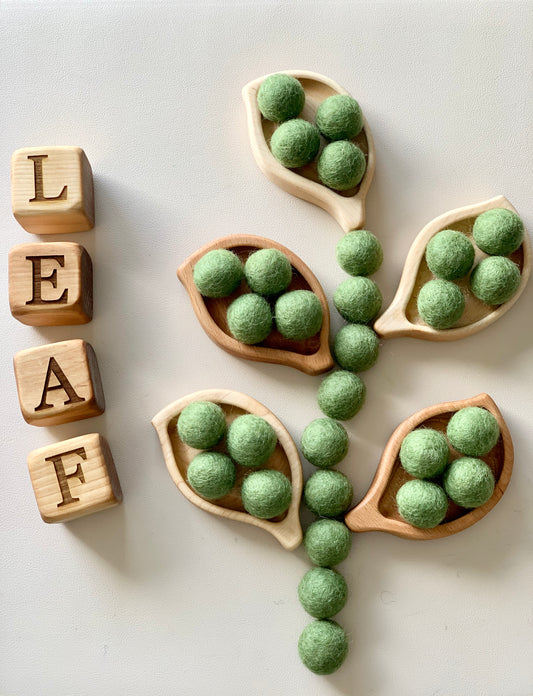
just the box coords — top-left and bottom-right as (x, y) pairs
(1, 2), (532, 695)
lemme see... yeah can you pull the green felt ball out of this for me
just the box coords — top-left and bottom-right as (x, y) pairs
(336, 230), (383, 277)
(301, 418), (349, 468)
(473, 208), (524, 256)
(333, 324), (379, 372)
(226, 293), (272, 344)
(396, 479), (449, 529)
(275, 290), (323, 340)
(244, 248), (292, 296)
(399, 428), (450, 479)
(241, 469), (292, 519)
(257, 73), (305, 123)
(316, 94), (363, 142)
(304, 470), (353, 518)
(469, 256), (521, 305)
(227, 414), (277, 468)
(270, 119), (320, 168)
(317, 141), (366, 191)
(304, 519), (352, 567)
(177, 401), (226, 449)
(425, 229), (475, 280)
(334, 277), (382, 324)
(298, 620), (349, 675)
(417, 279), (465, 329)
(446, 407), (500, 457)
(298, 568), (348, 619)
(187, 452), (236, 500)
(193, 249), (244, 298)
(443, 457), (495, 508)
(317, 371), (366, 421)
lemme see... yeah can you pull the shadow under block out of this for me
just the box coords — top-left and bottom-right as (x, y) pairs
(9, 242), (93, 326)
(11, 146), (95, 234)
(13, 339), (105, 426)
(27, 433), (122, 523)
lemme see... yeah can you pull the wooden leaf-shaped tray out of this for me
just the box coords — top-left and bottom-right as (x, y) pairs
(374, 195), (531, 340)
(152, 389), (303, 550)
(178, 234), (333, 375)
(344, 393), (513, 540)
(243, 70), (375, 232)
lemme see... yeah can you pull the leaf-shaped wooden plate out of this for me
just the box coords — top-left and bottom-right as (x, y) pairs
(243, 70), (375, 232)
(374, 196), (531, 340)
(345, 393), (513, 540)
(152, 389), (303, 550)
(178, 234), (333, 375)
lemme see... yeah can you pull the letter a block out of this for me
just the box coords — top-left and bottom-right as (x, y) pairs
(13, 339), (105, 426)
(27, 434), (122, 522)
(9, 242), (93, 326)
(11, 146), (95, 234)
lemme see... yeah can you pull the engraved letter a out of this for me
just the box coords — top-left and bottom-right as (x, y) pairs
(35, 357), (85, 412)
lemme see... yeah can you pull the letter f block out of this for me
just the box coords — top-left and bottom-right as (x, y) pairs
(27, 434), (122, 522)
(11, 146), (95, 234)
(13, 339), (105, 426)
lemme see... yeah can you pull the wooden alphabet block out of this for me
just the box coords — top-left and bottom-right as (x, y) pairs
(27, 433), (122, 523)
(11, 146), (95, 234)
(13, 339), (105, 426)
(9, 242), (93, 326)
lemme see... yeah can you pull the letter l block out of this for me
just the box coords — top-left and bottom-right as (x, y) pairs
(11, 146), (95, 234)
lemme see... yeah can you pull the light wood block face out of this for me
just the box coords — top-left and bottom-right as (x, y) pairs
(11, 146), (95, 234)
(27, 433), (122, 523)
(13, 339), (105, 426)
(9, 242), (93, 326)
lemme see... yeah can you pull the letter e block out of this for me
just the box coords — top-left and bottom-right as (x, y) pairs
(9, 242), (93, 326)
(27, 434), (122, 523)
(13, 339), (105, 426)
(11, 146), (95, 234)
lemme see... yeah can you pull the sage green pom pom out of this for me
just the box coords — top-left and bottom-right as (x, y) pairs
(275, 289), (323, 340)
(298, 620), (349, 675)
(317, 141), (366, 191)
(304, 470), (353, 518)
(271, 119), (320, 168)
(178, 401), (226, 449)
(241, 469), (292, 519)
(244, 248), (292, 296)
(226, 293), (272, 344)
(257, 73), (305, 123)
(473, 208), (524, 256)
(317, 371), (366, 421)
(425, 229), (475, 280)
(336, 230), (383, 277)
(301, 418), (349, 469)
(304, 519), (352, 567)
(446, 407), (500, 457)
(334, 277), (382, 324)
(333, 324), (379, 372)
(187, 452), (236, 500)
(298, 568), (348, 619)
(443, 457), (495, 508)
(417, 279), (465, 329)
(470, 256), (521, 305)
(316, 94), (363, 141)
(396, 479), (448, 529)
(193, 249), (244, 298)
(227, 414), (277, 468)
(399, 428), (450, 479)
